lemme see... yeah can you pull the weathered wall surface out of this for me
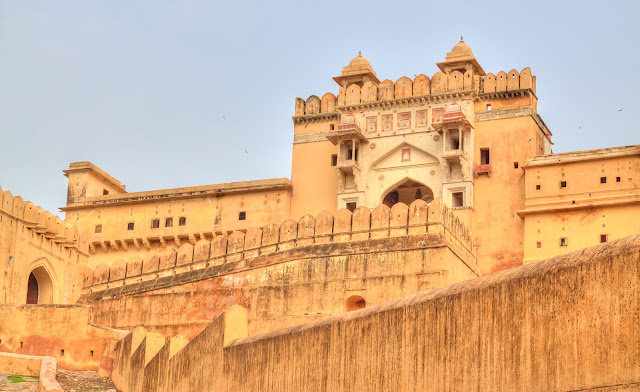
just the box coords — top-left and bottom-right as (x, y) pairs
(0, 186), (89, 304)
(79, 200), (477, 338)
(0, 304), (128, 371)
(113, 233), (639, 392)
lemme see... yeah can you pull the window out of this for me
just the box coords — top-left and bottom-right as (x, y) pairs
(600, 234), (608, 243)
(514, 162), (519, 169)
(103, 189), (109, 195)
(536, 184), (541, 190)
(179, 217), (186, 226)
(329, 124), (335, 131)
(536, 241), (542, 248)
(151, 219), (160, 229)
(600, 177), (607, 184)
(346, 202), (357, 212)
(60, 349), (64, 356)
(94, 224), (102, 234)
(560, 237), (568, 247)
(238, 211), (246, 220)
(127, 222), (134, 231)
(616, 177), (621, 182)
(331, 154), (338, 166)
(452, 192), (464, 207)
(450, 134), (460, 150)
(560, 181), (567, 188)
(165, 217), (173, 227)
(480, 148), (490, 165)
(486, 104), (492, 111)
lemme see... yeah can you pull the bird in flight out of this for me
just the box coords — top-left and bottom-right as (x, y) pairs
(244, 149), (248, 154)
(618, 108), (623, 112)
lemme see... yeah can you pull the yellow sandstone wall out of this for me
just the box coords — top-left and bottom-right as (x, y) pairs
(0, 304), (128, 371)
(0, 186), (89, 304)
(112, 233), (640, 392)
(79, 200), (478, 338)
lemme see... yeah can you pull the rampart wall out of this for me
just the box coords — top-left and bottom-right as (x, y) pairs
(79, 199), (478, 337)
(295, 68), (535, 116)
(0, 186), (89, 304)
(111, 233), (640, 392)
(0, 304), (128, 372)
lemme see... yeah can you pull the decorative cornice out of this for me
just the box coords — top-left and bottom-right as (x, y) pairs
(335, 91), (475, 114)
(292, 112), (340, 125)
(476, 88), (537, 101)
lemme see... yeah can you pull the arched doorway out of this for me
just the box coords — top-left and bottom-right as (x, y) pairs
(26, 266), (54, 304)
(345, 295), (366, 312)
(382, 179), (434, 208)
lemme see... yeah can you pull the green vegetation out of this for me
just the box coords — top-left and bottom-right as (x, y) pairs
(7, 374), (38, 383)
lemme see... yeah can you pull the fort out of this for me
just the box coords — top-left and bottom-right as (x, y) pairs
(0, 39), (638, 391)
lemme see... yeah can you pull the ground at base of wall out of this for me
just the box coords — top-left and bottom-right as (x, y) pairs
(0, 373), (38, 391)
(0, 371), (120, 392)
(56, 369), (120, 392)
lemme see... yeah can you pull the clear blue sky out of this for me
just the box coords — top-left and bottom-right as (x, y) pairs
(1, 0), (638, 217)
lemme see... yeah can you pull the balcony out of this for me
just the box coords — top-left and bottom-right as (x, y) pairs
(337, 158), (360, 175)
(442, 149), (467, 162)
(475, 163), (492, 177)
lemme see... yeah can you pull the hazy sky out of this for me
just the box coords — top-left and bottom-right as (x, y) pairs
(1, 0), (638, 218)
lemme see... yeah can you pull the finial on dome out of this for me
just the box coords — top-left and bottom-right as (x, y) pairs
(460, 35), (464, 42)
(358, 50), (362, 57)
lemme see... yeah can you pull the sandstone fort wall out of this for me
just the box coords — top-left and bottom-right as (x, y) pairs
(111, 233), (640, 392)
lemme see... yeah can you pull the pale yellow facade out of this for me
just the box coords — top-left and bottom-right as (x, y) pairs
(520, 145), (640, 262)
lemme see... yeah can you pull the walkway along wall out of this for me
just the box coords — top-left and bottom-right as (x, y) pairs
(112, 233), (640, 392)
(79, 199), (479, 337)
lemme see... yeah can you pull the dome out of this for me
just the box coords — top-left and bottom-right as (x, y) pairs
(447, 37), (475, 59)
(348, 51), (372, 69)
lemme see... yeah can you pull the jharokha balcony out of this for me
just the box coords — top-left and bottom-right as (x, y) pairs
(475, 163), (492, 177)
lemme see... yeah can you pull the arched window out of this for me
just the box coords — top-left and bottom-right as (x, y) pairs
(345, 295), (366, 312)
(151, 219), (160, 229)
(26, 266), (54, 304)
(26, 273), (38, 304)
(178, 217), (186, 226)
(165, 217), (173, 227)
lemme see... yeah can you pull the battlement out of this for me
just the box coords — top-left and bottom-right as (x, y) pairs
(294, 68), (535, 118)
(82, 198), (474, 291)
(0, 186), (89, 254)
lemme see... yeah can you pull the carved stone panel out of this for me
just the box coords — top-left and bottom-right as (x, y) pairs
(416, 110), (427, 127)
(366, 117), (377, 134)
(432, 108), (444, 124)
(382, 114), (393, 132)
(397, 112), (411, 129)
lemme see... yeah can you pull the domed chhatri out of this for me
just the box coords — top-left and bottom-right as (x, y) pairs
(437, 36), (486, 76)
(333, 51), (380, 87)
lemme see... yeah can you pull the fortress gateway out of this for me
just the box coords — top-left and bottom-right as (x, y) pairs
(0, 40), (639, 391)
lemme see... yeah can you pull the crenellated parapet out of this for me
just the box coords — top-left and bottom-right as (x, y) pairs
(83, 198), (475, 290)
(293, 67), (535, 122)
(0, 185), (89, 254)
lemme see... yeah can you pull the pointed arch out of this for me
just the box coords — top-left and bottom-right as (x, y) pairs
(380, 177), (435, 206)
(25, 258), (58, 304)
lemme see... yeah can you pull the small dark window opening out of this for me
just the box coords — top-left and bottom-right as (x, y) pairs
(600, 177), (607, 184)
(151, 219), (160, 229)
(331, 154), (338, 166)
(616, 177), (621, 182)
(165, 217), (173, 227)
(329, 124), (335, 131)
(536, 241), (541, 248)
(560, 237), (568, 247)
(179, 217), (186, 226)
(346, 202), (357, 212)
(238, 211), (246, 220)
(450, 135), (460, 150)
(95, 224), (102, 234)
(600, 234), (608, 243)
(127, 222), (134, 231)
(60, 349), (65, 356)
(486, 104), (492, 111)
(347, 149), (353, 160)
(452, 192), (464, 207)
(90, 350), (94, 357)
(480, 148), (490, 165)
(560, 181), (567, 188)
(536, 184), (541, 190)
(103, 189), (109, 195)
(514, 162), (519, 169)
(20, 342), (23, 348)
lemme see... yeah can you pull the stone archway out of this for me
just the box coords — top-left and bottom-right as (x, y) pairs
(381, 179), (434, 208)
(26, 266), (54, 304)
(345, 295), (366, 312)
